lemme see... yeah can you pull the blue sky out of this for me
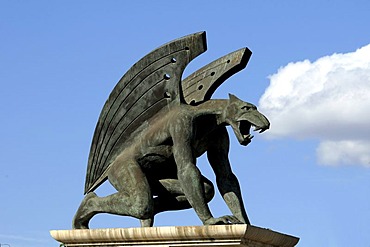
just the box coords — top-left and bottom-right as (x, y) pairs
(1, 1), (370, 246)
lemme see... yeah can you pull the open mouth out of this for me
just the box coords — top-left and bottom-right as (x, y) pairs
(239, 120), (253, 143)
(238, 120), (268, 145)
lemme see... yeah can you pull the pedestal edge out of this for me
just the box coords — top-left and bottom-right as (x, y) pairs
(50, 225), (299, 247)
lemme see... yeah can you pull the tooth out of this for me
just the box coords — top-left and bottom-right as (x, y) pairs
(243, 134), (254, 140)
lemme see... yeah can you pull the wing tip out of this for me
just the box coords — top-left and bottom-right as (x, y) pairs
(236, 47), (252, 70)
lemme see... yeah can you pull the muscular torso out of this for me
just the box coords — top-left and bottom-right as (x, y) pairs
(118, 104), (226, 178)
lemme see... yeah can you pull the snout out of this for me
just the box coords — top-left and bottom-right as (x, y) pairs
(240, 110), (270, 134)
(253, 115), (270, 133)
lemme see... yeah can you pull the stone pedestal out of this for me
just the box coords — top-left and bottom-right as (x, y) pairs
(50, 225), (299, 247)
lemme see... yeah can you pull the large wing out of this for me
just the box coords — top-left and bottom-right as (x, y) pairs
(181, 48), (252, 105)
(84, 32), (207, 194)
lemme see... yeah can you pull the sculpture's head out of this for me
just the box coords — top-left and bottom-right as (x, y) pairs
(223, 94), (270, 146)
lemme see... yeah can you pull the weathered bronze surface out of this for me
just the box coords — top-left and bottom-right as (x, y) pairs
(73, 32), (270, 229)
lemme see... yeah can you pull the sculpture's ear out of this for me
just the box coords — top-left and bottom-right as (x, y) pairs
(228, 93), (240, 103)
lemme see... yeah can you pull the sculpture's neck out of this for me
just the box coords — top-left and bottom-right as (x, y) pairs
(194, 99), (228, 125)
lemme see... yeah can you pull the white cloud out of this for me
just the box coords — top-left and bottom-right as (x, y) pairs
(259, 44), (370, 167)
(317, 140), (370, 167)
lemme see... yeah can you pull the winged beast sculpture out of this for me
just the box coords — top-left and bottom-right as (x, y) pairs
(73, 32), (270, 229)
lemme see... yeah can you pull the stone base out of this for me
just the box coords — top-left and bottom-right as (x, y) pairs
(50, 225), (299, 247)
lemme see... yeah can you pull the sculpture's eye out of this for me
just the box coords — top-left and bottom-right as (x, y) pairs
(242, 105), (257, 111)
(242, 105), (251, 111)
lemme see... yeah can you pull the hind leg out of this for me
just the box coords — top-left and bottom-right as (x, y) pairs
(72, 158), (153, 229)
(153, 176), (214, 214)
(138, 175), (214, 227)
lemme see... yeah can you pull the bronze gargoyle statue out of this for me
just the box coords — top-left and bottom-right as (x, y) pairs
(73, 32), (270, 229)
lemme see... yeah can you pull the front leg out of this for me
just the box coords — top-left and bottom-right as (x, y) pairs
(207, 127), (250, 225)
(170, 116), (214, 224)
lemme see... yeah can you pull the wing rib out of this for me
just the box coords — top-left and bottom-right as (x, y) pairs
(181, 48), (252, 105)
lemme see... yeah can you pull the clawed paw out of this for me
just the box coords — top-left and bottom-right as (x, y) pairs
(204, 215), (243, 225)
